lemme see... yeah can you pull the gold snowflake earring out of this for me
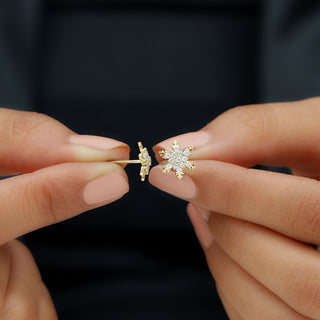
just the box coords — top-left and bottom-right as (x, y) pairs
(159, 141), (195, 179)
(113, 141), (151, 181)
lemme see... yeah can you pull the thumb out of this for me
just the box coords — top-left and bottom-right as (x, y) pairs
(0, 108), (129, 175)
(0, 162), (129, 245)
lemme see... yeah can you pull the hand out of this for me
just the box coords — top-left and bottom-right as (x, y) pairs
(150, 97), (320, 319)
(0, 108), (130, 319)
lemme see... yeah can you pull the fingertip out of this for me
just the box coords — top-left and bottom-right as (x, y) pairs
(153, 131), (210, 151)
(69, 135), (130, 162)
(69, 134), (130, 151)
(83, 164), (129, 206)
(38, 285), (58, 320)
(149, 165), (197, 200)
(83, 172), (129, 206)
(86, 161), (129, 182)
(187, 203), (214, 249)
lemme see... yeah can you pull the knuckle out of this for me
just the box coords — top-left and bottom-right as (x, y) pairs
(303, 200), (320, 242)
(39, 181), (58, 223)
(289, 185), (320, 242)
(221, 104), (281, 144)
(4, 111), (54, 145)
(221, 170), (246, 217)
(213, 215), (235, 251)
(24, 175), (60, 224)
(291, 264), (320, 317)
(0, 245), (11, 309)
(224, 105), (268, 133)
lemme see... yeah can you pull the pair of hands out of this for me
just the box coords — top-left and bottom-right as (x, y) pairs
(0, 97), (319, 319)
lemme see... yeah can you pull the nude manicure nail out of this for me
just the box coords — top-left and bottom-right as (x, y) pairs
(192, 204), (211, 222)
(83, 172), (129, 205)
(188, 203), (214, 249)
(69, 135), (128, 150)
(149, 165), (197, 199)
(154, 131), (210, 153)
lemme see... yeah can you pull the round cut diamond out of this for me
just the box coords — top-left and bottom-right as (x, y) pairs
(183, 150), (190, 156)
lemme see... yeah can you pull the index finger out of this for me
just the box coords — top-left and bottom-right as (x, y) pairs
(154, 97), (320, 177)
(0, 108), (129, 175)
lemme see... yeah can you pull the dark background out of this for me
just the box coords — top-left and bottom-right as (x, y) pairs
(0, 0), (319, 319)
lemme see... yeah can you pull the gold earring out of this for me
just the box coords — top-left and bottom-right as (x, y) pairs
(159, 141), (195, 180)
(113, 141), (151, 181)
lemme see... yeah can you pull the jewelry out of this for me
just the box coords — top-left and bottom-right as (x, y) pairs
(159, 141), (195, 179)
(113, 142), (151, 181)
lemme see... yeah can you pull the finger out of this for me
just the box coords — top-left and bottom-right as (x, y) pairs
(0, 108), (129, 175)
(0, 240), (57, 320)
(216, 287), (244, 320)
(187, 205), (310, 320)
(208, 243), (311, 320)
(0, 245), (11, 308)
(0, 162), (129, 244)
(153, 97), (320, 177)
(187, 203), (214, 250)
(38, 285), (58, 320)
(209, 213), (320, 319)
(187, 204), (242, 319)
(150, 160), (320, 244)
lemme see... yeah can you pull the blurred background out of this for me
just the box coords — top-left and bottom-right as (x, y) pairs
(0, 0), (319, 319)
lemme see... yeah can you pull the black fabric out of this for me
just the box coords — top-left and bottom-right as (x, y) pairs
(0, 1), (319, 319)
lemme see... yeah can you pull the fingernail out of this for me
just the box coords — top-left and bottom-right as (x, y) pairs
(83, 171), (129, 205)
(153, 131), (210, 155)
(149, 165), (197, 199)
(192, 204), (211, 222)
(187, 203), (214, 249)
(69, 135), (128, 150)
(69, 135), (129, 161)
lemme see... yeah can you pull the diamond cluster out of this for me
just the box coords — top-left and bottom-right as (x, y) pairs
(138, 142), (152, 181)
(159, 141), (195, 179)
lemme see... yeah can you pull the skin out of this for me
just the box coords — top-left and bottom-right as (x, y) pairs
(0, 108), (130, 319)
(3, 97), (320, 319)
(150, 97), (320, 319)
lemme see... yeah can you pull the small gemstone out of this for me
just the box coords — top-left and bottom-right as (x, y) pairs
(167, 163), (172, 169)
(176, 167), (183, 174)
(174, 145), (179, 152)
(168, 158), (174, 163)
(173, 163), (178, 169)
(182, 156), (187, 162)
(183, 149), (190, 156)
(164, 152), (171, 159)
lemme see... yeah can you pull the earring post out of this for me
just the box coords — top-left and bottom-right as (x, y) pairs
(112, 160), (141, 164)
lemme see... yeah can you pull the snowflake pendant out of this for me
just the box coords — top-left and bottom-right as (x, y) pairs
(159, 141), (195, 179)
